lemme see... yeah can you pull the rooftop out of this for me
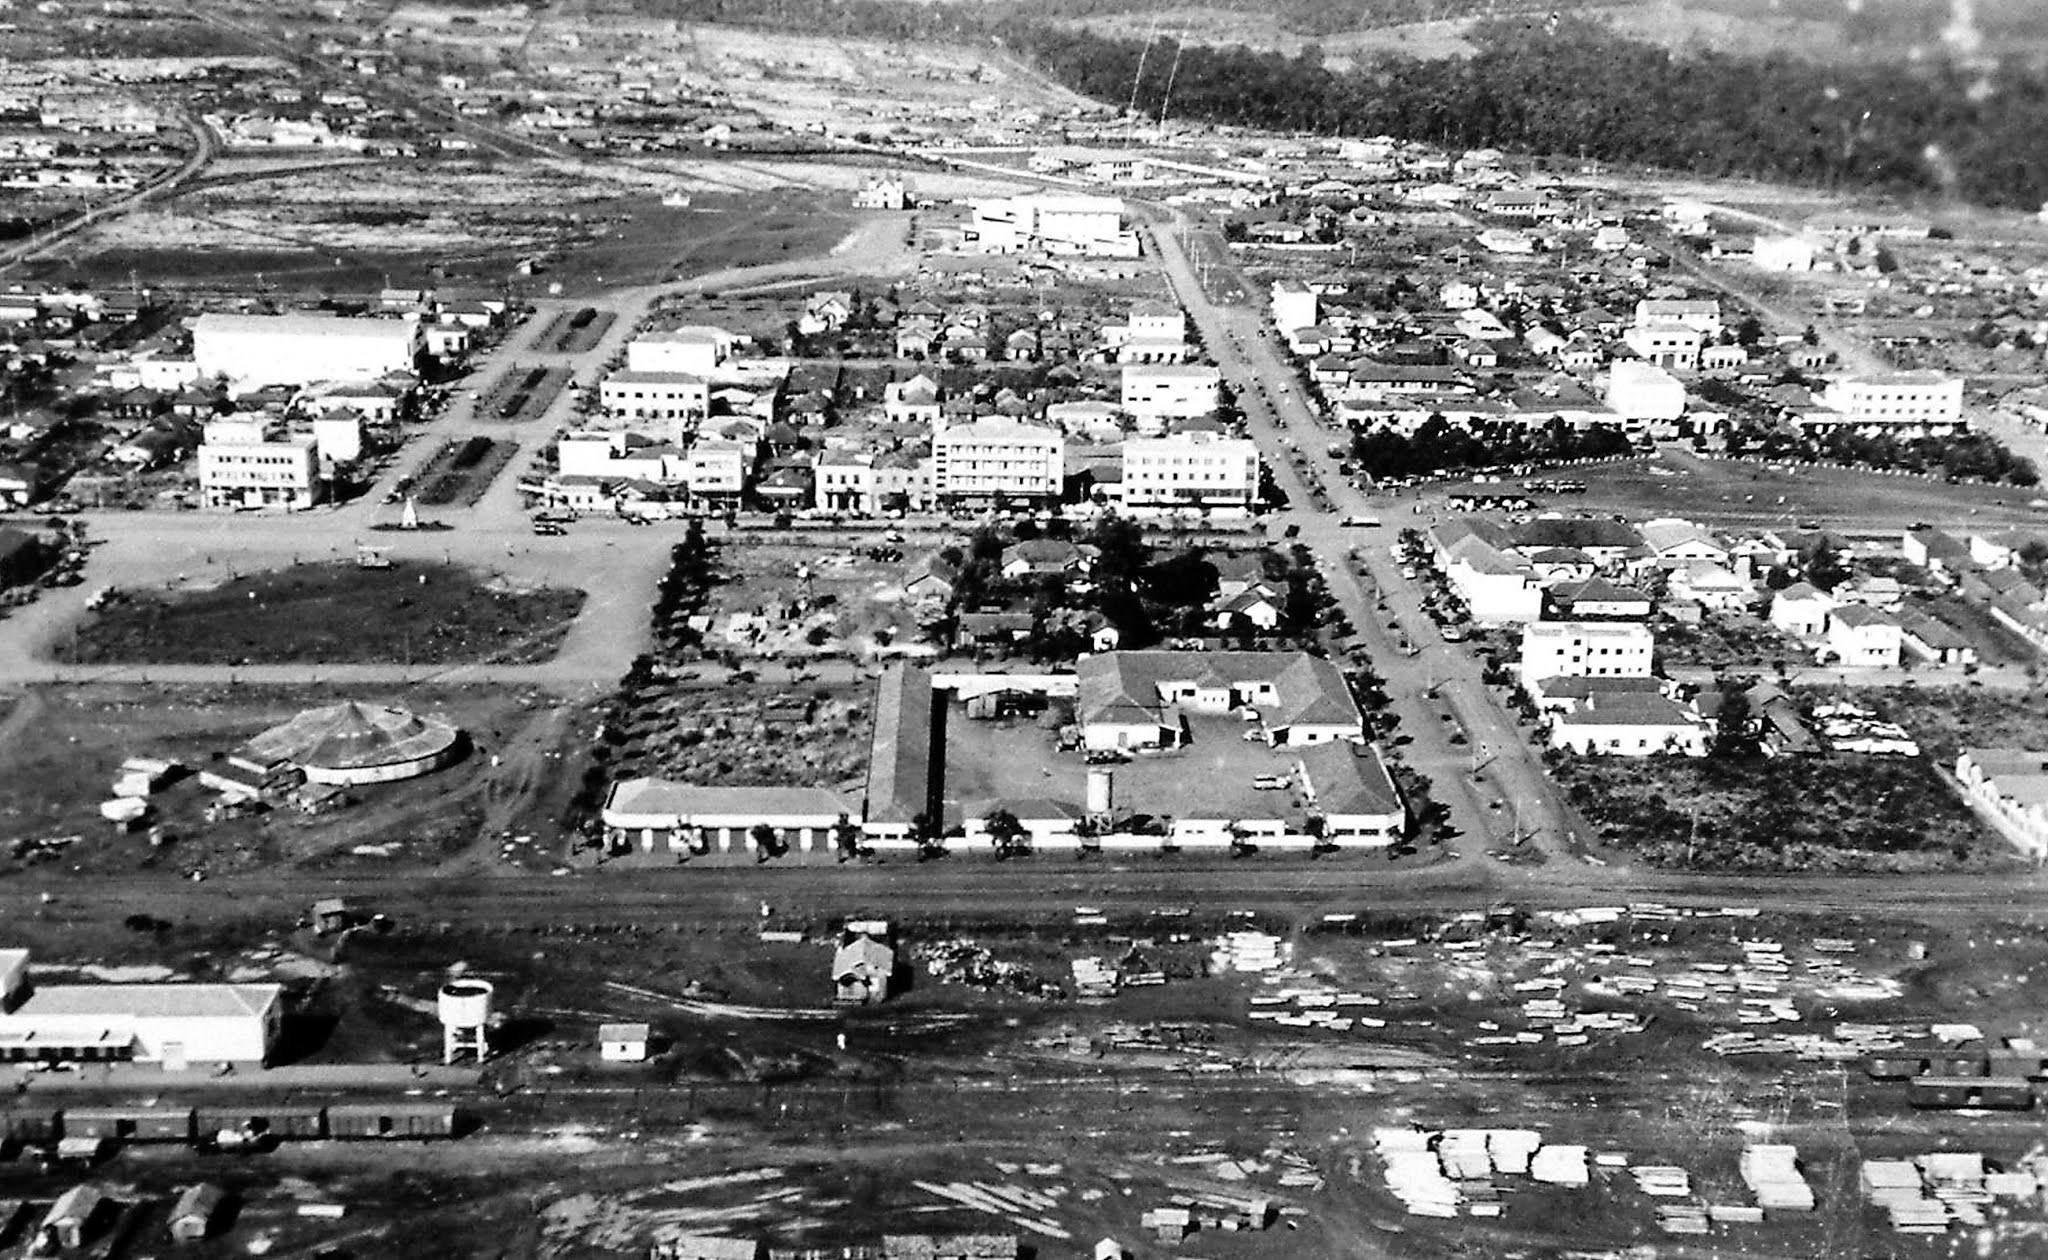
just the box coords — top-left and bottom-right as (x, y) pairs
(4, 983), (280, 1021)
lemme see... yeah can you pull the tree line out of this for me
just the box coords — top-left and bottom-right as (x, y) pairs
(1002, 15), (2048, 209)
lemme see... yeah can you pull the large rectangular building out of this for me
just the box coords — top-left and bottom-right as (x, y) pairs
(931, 417), (1063, 503)
(191, 312), (422, 387)
(1518, 621), (1655, 691)
(197, 418), (320, 511)
(1078, 651), (1362, 751)
(599, 370), (709, 430)
(0, 951), (281, 1067)
(970, 194), (1137, 257)
(1817, 372), (1964, 431)
(1121, 430), (1260, 515)
(1121, 363), (1221, 420)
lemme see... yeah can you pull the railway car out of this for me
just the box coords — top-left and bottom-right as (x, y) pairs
(324, 1102), (460, 1140)
(1907, 1076), (2034, 1111)
(0, 1108), (59, 1149)
(58, 1106), (195, 1143)
(195, 1105), (324, 1144)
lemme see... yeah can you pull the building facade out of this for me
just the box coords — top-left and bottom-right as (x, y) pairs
(1121, 431), (1259, 515)
(931, 418), (1063, 503)
(197, 418), (320, 510)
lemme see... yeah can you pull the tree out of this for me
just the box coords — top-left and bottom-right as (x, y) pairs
(749, 823), (784, 861)
(1800, 538), (1850, 591)
(832, 814), (862, 862)
(1711, 684), (1757, 758)
(983, 807), (1026, 859)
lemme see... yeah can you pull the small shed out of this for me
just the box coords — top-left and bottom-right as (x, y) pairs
(41, 1184), (107, 1250)
(599, 1023), (652, 1063)
(647, 1235), (764, 1260)
(311, 898), (353, 934)
(168, 1182), (226, 1242)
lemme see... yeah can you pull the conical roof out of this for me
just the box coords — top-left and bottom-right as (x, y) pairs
(243, 701), (459, 772)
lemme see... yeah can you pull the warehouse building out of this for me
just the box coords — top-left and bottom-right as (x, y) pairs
(192, 312), (423, 387)
(0, 948), (282, 1067)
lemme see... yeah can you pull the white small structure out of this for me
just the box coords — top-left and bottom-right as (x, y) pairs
(1606, 360), (1686, 424)
(438, 978), (492, 1066)
(41, 1185), (107, 1251)
(599, 1022), (651, 1063)
(1753, 234), (1816, 272)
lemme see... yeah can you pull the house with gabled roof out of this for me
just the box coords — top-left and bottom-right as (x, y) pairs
(1076, 651), (1361, 751)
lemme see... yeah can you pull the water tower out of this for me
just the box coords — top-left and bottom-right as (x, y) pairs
(1086, 768), (1115, 816)
(438, 979), (494, 1065)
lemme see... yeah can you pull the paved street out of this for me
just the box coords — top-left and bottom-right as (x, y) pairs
(1142, 210), (1594, 880)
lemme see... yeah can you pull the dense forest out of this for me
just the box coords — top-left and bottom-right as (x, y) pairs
(1005, 17), (2048, 208)
(635, 0), (2048, 210)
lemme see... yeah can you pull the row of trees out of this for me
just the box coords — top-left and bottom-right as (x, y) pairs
(1350, 416), (1635, 479)
(1722, 422), (2040, 486)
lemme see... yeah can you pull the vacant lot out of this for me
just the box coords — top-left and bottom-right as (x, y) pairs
(1553, 752), (2010, 873)
(1834, 686), (2048, 764)
(59, 560), (584, 666)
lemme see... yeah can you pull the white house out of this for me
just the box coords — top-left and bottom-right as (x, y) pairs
(1518, 621), (1655, 692)
(599, 1022), (652, 1062)
(1441, 537), (1543, 625)
(1077, 651), (1362, 751)
(1667, 560), (1754, 611)
(1633, 298), (1722, 337)
(1753, 235), (1817, 272)
(1768, 581), (1835, 638)
(1550, 693), (1708, 757)
(1825, 603), (1903, 668)
(1622, 324), (1702, 372)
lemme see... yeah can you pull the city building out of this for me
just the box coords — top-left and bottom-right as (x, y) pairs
(1955, 748), (2048, 858)
(599, 370), (709, 431)
(1518, 621), (1655, 692)
(196, 417), (320, 511)
(1121, 431), (1260, 516)
(1121, 363), (1221, 420)
(1077, 651), (1362, 751)
(969, 194), (1137, 256)
(1294, 741), (1407, 845)
(0, 948), (282, 1067)
(1605, 359), (1687, 424)
(1768, 582), (1835, 637)
(626, 326), (735, 377)
(1270, 280), (1318, 334)
(191, 312), (422, 387)
(1621, 323), (1702, 372)
(1632, 298), (1722, 337)
(601, 779), (854, 856)
(1752, 235), (1817, 272)
(1816, 372), (1964, 431)
(931, 417), (1063, 504)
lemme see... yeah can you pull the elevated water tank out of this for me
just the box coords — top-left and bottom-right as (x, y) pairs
(438, 979), (493, 1065)
(1086, 769), (1114, 815)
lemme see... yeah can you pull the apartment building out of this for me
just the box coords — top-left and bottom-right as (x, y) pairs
(931, 417), (1063, 503)
(1121, 363), (1221, 420)
(1816, 372), (1964, 431)
(197, 417), (320, 510)
(1121, 431), (1260, 516)
(1518, 621), (1655, 691)
(599, 370), (709, 431)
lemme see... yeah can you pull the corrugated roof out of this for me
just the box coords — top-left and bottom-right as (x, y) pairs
(865, 666), (935, 826)
(603, 779), (850, 822)
(1296, 742), (1402, 817)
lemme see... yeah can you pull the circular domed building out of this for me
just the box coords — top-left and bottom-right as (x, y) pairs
(238, 701), (465, 786)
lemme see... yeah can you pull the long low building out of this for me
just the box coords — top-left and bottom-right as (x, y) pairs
(192, 312), (422, 387)
(602, 778), (854, 855)
(0, 949), (282, 1067)
(1955, 748), (2048, 858)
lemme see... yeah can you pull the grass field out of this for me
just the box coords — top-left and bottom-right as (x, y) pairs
(58, 560), (584, 666)
(1553, 751), (2012, 873)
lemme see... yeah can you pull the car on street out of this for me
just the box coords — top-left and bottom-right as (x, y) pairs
(1252, 774), (1290, 790)
(1340, 516), (1381, 528)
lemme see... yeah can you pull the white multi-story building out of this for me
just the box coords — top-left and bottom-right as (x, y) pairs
(1270, 280), (1318, 333)
(556, 430), (685, 483)
(1121, 431), (1260, 516)
(1122, 363), (1221, 420)
(814, 450), (932, 515)
(599, 370), (709, 432)
(1633, 298), (1722, 337)
(1621, 324), (1702, 372)
(931, 417), (1063, 503)
(1518, 621), (1655, 692)
(1816, 372), (1964, 431)
(197, 417), (320, 510)
(1606, 359), (1687, 424)
(969, 194), (1138, 257)
(1104, 299), (1189, 363)
(683, 439), (749, 503)
(625, 326), (734, 377)
(191, 313), (421, 387)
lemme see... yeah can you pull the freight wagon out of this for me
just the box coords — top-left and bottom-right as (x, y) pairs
(0, 1100), (465, 1151)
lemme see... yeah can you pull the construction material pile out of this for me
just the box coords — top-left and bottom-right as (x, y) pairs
(1739, 1145), (1815, 1214)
